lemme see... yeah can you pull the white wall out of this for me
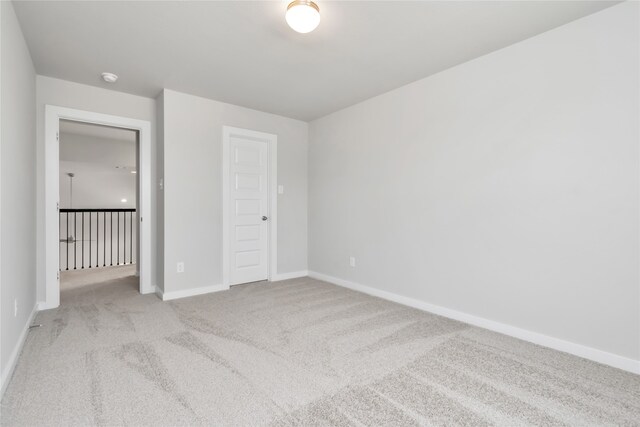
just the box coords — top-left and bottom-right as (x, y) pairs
(158, 89), (308, 293)
(59, 161), (137, 209)
(309, 2), (639, 363)
(35, 76), (156, 301)
(60, 132), (135, 167)
(59, 133), (137, 209)
(1, 0), (37, 390)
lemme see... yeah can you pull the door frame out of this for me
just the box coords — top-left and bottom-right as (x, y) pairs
(222, 126), (277, 287)
(42, 105), (154, 309)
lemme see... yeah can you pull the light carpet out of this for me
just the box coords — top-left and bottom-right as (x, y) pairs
(1, 271), (639, 426)
(58, 264), (138, 292)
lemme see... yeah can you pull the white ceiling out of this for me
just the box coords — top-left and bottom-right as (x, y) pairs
(14, 1), (617, 121)
(60, 120), (137, 143)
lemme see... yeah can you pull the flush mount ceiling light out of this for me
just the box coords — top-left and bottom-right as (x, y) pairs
(121, 198), (127, 203)
(101, 72), (118, 83)
(286, 0), (320, 33)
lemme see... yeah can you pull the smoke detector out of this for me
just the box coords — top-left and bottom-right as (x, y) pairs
(101, 72), (118, 83)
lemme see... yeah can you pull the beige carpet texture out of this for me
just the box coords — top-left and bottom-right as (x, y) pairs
(1, 268), (639, 426)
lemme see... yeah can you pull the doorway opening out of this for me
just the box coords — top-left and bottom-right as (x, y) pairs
(43, 105), (153, 310)
(58, 120), (138, 298)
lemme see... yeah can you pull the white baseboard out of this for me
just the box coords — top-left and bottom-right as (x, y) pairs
(37, 300), (58, 311)
(159, 283), (230, 301)
(157, 271), (310, 301)
(0, 303), (39, 399)
(308, 271), (640, 375)
(140, 285), (157, 295)
(157, 271), (307, 302)
(271, 270), (308, 281)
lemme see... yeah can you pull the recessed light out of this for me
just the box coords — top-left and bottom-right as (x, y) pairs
(101, 72), (118, 83)
(121, 198), (127, 203)
(286, 0), (320, 33)
(131, 170), (137, 174)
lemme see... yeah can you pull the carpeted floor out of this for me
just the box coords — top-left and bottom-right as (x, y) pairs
(58, 264), (138, 292)
(1, 271), (639, 426)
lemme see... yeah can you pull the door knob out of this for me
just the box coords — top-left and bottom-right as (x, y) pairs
(262, 216), (268, 221)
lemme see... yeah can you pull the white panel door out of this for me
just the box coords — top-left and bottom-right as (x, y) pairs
(228, 136), (269, 285)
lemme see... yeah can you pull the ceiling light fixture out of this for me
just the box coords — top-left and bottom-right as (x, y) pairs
(131, 170), (137, 174)
(286, 1), (320, 34)
(121, 198), (127, 203)
(101, 72), (118, 83)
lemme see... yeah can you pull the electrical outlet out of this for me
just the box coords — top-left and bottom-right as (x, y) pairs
(14, 299), (18, 317)
(177, 262), (185, 273)
(349, 256), (356, 268)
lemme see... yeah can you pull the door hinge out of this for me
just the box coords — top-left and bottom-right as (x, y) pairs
(56, 132), (59, 141)
(57, 271), (60, 280)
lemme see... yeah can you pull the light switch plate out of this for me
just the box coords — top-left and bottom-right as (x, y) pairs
(278, 185), (284, 194)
